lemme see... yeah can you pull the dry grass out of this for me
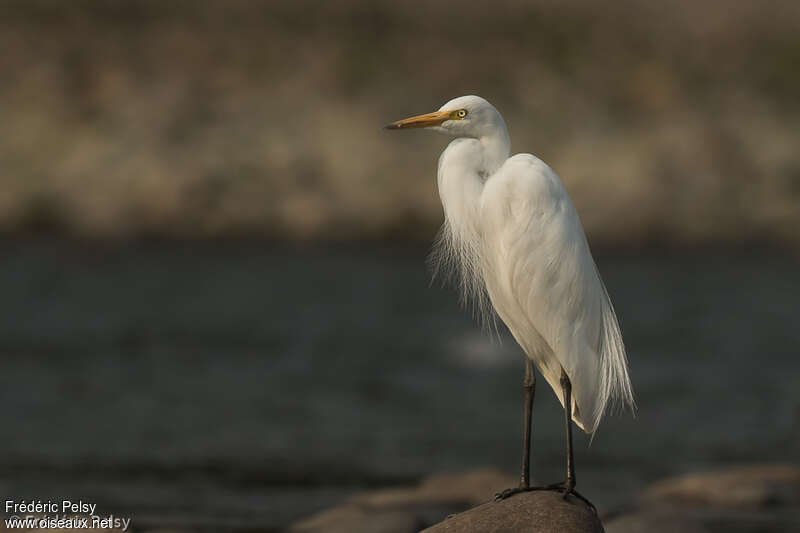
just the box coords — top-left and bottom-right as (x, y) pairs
(1, 0), (799, 246)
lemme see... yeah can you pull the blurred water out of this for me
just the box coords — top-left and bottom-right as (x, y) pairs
(0, 240), (798, 530)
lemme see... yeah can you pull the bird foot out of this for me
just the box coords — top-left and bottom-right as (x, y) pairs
(494, 483), (596, 515)
(494, 486), (528, 501)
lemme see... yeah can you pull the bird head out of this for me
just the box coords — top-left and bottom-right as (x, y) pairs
(385, 95), (505, 139)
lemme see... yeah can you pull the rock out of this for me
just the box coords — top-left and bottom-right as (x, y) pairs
(422, 490), (604, 533)
(605, 464), (800, 533)
(290, 468), (516, 533)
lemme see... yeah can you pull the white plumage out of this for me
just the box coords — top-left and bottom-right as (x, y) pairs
(389, 95), (634, 434)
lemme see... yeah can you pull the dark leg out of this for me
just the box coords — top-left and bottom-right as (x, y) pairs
(561, 368), (576, 493)
(553, 368), (595, 513)
(495, 367), (596, 514)
(521, 358), (535, 488)
(495, 358), (535, 500)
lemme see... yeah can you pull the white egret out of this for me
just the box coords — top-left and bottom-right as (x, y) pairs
(385, 95), (634, 509)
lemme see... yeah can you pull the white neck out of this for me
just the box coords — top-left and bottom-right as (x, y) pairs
(433, 127), (509, 297)
(436, 128), (510, 232)
(432, 129), (510, 322)
(478, 128), (512, 175)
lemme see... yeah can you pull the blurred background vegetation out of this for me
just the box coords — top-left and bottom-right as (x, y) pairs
(2, 0), (799, 247)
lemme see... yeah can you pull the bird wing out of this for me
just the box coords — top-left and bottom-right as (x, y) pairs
(479, 154), (633, 433)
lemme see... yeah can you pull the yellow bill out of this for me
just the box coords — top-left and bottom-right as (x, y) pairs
(384, 109), (455, 130)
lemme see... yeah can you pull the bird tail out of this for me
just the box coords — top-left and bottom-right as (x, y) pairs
(589, 270), (635, 433)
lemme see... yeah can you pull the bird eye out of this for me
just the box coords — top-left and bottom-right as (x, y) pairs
(457, 109), (467, 118)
